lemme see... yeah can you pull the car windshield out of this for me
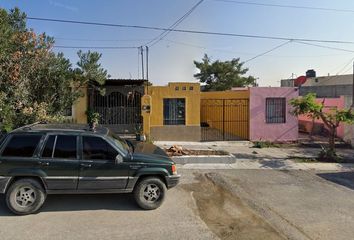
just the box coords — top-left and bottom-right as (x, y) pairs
(107, 131), (130, 155)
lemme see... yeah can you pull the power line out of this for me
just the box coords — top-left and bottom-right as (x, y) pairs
(294, 41), (354, 53)
(55, 37), (152, 42)
(212, 0), (354, 13)
(244, 40), (292, 63)
(146, 0), (205, 47)
(163, 38), (349, 58)
(303, 56), (354, 87)
(336, 57), (354, 75)
(53, 45), (138, 49)
(27, 17), (354, 44)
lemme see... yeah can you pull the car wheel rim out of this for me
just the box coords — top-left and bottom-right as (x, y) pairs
(143, 184), (161, 203)
(15, 186), (36, 207)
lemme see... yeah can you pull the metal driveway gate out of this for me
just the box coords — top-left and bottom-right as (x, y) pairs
(200, 99), (249, 141)
(88, 86), (144, 133)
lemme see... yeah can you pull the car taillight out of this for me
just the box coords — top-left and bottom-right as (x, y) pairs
(171, 164), (177, 175)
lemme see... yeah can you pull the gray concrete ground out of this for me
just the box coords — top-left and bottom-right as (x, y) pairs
(0, 173), (218, 240)
(156, 141), (354, 171)
(1, 169), (354, 240)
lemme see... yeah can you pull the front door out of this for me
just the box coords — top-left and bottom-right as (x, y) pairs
(77, 135), (130, 190)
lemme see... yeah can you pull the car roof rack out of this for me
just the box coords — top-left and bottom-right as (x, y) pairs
(14, 121), (46, 131)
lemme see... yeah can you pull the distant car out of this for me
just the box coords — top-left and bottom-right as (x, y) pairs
(0, 123), (180, 215)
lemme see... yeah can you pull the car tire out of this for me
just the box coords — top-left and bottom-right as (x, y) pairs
(6, 178), (46, 215)
(134, 177), (167, 210)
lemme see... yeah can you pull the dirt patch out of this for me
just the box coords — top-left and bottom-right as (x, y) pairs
(165, 148), (229, 157)
(181, 173), (285, 240)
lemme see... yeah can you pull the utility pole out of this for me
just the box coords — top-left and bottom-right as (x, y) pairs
(140, 46), (144, 79)
(352, 60), (354, 108)
(145, 46), (149, 80)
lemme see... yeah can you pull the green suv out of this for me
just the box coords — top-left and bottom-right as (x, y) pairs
(0, 124), (180, 215)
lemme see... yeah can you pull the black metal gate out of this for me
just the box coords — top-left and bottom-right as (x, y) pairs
(200, 99), (249, 141)
(88, 85), (144, 133)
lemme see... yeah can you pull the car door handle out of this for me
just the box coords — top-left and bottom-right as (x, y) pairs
(38, 161), (50, 166)
(80, 163), (92, 168)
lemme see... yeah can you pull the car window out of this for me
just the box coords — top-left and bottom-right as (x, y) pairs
(83, 136), (118, 161)
(107, 131), (129, 155)
(1, 134), (42, 157)
(53, 135), (77, 159)
(41, 135), (56, 158)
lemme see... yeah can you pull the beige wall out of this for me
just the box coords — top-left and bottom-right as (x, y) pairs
(72, 87), (88, 124)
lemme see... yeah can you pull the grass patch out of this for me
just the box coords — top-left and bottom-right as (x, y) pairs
(291, 157), (318, 163)
(252, 141), (280, 148)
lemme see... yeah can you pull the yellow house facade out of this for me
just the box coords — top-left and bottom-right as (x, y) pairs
(142, 82), (251, 141)
(142, 82), (201, 141)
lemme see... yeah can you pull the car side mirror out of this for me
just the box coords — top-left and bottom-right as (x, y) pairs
(115, 154), (123, 164)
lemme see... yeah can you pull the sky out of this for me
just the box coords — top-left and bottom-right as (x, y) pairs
(1, 0), (354, 86)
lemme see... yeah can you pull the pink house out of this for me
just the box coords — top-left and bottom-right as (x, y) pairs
(249, 87), (298, 142)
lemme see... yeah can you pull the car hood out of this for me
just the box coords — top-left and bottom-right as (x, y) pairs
(131, 142), (173, 164)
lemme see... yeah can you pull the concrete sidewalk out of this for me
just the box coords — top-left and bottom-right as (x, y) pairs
(155, 141), (354, 171)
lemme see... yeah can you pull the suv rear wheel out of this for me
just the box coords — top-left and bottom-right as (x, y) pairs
(134, 177), (167, 210)
(6, 178), (46, 215)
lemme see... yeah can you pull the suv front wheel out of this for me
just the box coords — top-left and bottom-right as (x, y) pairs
(6, 178), (46, 215)
(134, 177), (167, 210)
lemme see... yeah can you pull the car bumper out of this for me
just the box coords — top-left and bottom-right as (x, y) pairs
(165, 175), (181, 189)
(0, 177), (11, 194)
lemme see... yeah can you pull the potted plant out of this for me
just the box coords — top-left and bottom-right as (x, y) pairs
(86, 109), (100, 131)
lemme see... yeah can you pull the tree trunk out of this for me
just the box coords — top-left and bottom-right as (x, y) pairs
(329, 127), (336, 152)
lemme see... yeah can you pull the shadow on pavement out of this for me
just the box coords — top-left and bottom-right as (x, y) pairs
(317, 172), (354, 191)
(0, 193), (141, 216)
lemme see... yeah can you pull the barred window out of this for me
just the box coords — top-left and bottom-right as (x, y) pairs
(266, 98), (286, 123)
(163, 98), (185, 125)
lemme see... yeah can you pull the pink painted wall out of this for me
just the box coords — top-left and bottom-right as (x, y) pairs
(298, 96), (345, 138)
(249, 87), (298, 142)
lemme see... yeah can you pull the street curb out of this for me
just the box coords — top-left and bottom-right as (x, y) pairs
(172, 155), (235, 164)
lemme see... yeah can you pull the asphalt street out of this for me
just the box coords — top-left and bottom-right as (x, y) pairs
(1, 169), (354, 240)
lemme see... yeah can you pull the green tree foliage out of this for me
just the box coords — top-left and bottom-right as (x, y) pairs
(194, 54), (256, 91)
(290, 93), (354, 155)
(0, 8), (109, 131)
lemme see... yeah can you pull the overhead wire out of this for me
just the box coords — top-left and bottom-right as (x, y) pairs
(244, 40), (293, 63)
(294, 41), (354, 53)
(212, 0), (354, 13)
(27, 17), (354, 45)
(146, 0), (205, 47)
(53, 45), (138, 49)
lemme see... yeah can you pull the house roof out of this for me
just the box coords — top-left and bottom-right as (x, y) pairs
(105, 79), (147, 86)
(302, 74), (353, 87)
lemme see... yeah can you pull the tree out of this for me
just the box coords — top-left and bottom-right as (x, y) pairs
(290, 93), (354, 158)
(0, 8), (109, 131)
(194, 54), (256, 91)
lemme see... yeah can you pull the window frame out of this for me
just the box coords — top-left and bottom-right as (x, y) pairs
(0, 133), (45, 158)
(81, 135), (119, 162)
(39, 133), (80, 160)
(163, 98), (186, 126)
(265, 97), (286, 124)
